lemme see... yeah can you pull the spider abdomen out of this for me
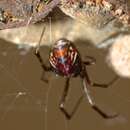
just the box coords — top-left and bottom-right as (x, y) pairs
(49, 38), (82, 77)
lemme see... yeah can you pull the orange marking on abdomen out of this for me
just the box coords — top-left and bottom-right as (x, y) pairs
(55, 48), (67, 58)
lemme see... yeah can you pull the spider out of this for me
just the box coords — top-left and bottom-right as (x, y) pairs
(34, 27), (118, 120)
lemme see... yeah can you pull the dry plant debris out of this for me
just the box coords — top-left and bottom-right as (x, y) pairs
(60, 0), (130, 28)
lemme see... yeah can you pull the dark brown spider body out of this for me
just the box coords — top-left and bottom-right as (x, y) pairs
(35, 35), (118, 120)
(49, 38), (82, 77)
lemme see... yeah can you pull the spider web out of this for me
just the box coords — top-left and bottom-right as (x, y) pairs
(0, 39), (130, 130)
(0, 15), (70, 130)
(0, 42), (69, 130)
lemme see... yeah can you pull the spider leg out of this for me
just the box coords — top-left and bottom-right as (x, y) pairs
(40, 71), (49, 83)
(80, 66), (118, 118)
(91, 76), (119, 88)
(34, 50), (51, 71)
(34, 50), (51, 82)
(34, 25), (51, 82)
(59, 78), (83, 120)
(83, 56), (96, 66)
(83, 59), (119, 88)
